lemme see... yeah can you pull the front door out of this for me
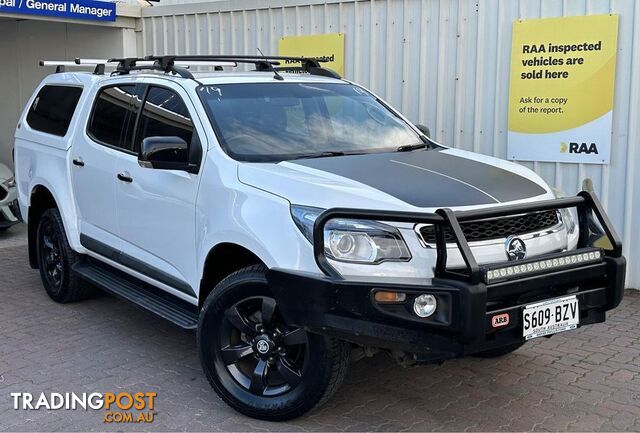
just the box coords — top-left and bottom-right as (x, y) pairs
(115, 84), (204, 300)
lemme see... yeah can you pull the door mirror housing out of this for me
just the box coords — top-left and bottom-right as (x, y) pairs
(139, 136), (197, 173)
(415, 124), (431, 138)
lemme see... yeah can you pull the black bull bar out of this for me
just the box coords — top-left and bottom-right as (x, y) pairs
(312, 190), (622, 283)
(267, 191), (625, 358)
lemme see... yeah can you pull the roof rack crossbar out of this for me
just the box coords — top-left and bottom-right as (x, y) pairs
(98, 57), (190, 78)
(143, 55), (340, 78)
(40, 54), (342, 79)
(274, 65), (341, 79)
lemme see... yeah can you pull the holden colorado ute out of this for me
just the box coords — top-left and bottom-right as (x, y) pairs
(14, 55), (625, 420)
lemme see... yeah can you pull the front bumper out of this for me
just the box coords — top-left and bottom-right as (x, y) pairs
(267, 191), (626, 363)
(268, 254), (624, 362)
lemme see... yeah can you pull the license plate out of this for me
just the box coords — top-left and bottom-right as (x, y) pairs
(522, 295), (579, 340)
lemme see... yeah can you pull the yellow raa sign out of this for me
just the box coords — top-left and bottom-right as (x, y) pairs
(278, 33), (345, 76)
(507, 14), (618, 164)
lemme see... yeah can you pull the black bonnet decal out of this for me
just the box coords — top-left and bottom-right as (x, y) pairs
(290, 150), (546, 208)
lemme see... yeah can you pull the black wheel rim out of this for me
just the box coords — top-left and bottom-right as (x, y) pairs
(219, 296), (309, 397)
(39, 218), (64, 290)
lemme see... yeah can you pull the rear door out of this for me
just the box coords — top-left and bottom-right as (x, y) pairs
(114, 82), (204, 299)
(72, 82), (143, 251)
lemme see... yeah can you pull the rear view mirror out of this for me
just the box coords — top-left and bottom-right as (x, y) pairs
(139, 136), (197, 173)
(415, 124), (431, 138)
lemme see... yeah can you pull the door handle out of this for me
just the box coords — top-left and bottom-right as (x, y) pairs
(72, 157), (84, 167)
(117, 172), (133, 183)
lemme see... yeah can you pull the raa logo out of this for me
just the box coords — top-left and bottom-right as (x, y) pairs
(560, 142), (599, 155)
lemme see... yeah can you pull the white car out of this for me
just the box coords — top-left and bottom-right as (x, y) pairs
(14, 55), (625, 421)
(0, 162), (20, 232)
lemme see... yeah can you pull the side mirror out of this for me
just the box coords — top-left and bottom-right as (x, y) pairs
(139, 136), (196, 173)
(415, 124), (431, 138)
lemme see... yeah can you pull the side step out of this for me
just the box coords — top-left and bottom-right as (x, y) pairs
(73, 260), (199, 330)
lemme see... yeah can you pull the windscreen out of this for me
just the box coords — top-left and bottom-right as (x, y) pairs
(197, 82), (423, 162)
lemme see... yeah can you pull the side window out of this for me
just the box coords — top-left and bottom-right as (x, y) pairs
(26, 85), (83, 137)
(134, 86), (195, 154)
(87, 85), (143, 151)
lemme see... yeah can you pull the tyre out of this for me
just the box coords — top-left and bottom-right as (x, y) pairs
(198, 265), (349, 421)
(0, 226), (8, 232)
(36, 208), (92, 303)
(474, 342), (523, 358)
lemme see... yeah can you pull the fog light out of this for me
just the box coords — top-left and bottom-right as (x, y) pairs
(413, 294), (437, 318)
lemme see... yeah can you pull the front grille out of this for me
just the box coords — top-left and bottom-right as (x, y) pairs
(0, 186), (7, 201)
(419, 210), (560, 244)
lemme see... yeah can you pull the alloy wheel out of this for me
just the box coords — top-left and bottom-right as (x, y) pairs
(39, 219), (64, 289)
(218, 296), (309, 397)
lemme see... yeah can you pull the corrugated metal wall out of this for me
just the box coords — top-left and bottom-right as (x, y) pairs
(140, 0), (640, 288)
(0, 20), (136, 169)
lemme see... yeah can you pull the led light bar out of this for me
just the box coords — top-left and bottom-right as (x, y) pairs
(484, 248), (604, 284)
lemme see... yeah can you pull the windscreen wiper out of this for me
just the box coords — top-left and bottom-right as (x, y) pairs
(293, 151), (346, 160)
(396, 143), (428, 152)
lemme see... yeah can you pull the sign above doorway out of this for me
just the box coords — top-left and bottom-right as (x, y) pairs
(0, 0), (116, 22)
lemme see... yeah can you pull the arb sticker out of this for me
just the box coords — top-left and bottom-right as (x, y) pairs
(492, 313), (510, 328)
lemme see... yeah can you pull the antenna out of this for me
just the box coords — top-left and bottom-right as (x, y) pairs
(257, 48), (284, 81)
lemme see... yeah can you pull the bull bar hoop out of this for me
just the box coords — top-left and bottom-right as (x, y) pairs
(312, 191), (623, 283)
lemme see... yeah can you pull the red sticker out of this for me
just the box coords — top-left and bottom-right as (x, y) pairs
(491, 313), (510, 328)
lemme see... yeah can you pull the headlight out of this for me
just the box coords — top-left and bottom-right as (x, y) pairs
(290, 205), (412, 264)
(552, 188), (577, 235)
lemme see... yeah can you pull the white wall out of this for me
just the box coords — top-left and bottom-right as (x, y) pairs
(140, 0), (640, 288)
(0, 20), (136, 169)
(0, 1), (635, 287)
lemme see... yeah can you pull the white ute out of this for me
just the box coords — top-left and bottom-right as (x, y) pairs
(14, 55), (625, 421)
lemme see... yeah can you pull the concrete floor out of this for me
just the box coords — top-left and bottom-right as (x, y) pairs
(0, 242), (639, 431)
(0, 222), (26, 249)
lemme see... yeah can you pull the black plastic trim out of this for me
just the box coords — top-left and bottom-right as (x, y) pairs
(80, 234), (196, 298)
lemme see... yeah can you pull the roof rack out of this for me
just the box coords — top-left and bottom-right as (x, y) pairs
(39, 54), (342, 80)
(107, 56), (197, 79)
(141, 55), (341, 79)
(39, 58), (236, 77)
